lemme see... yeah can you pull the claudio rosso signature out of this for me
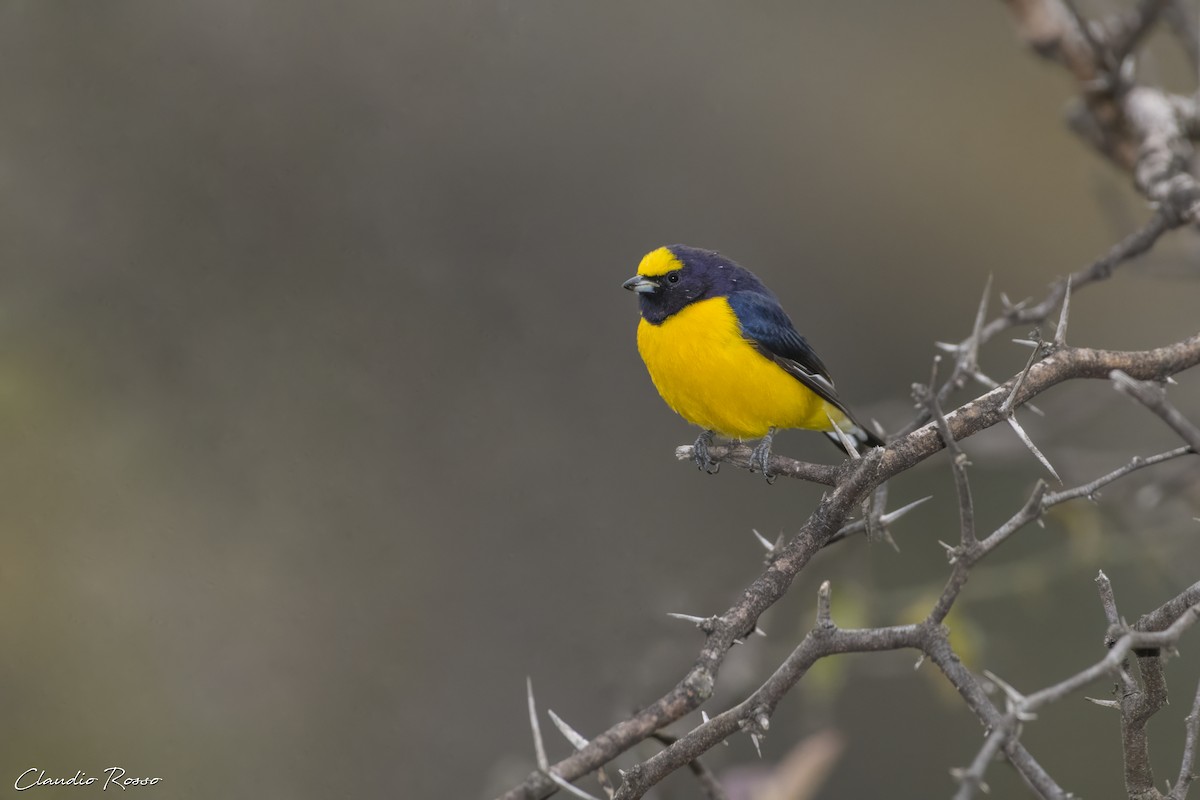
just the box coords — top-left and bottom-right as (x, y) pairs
(15, 768), (162, 791)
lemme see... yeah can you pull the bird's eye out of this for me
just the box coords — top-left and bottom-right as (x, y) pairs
(667, 272), (680, 284)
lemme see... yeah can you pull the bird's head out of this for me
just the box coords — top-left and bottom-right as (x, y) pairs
(623, 245), (758, 324)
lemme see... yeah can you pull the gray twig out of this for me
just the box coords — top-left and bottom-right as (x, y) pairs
(1111, 370), (1200, 451)
(648, 732), (728, 800)
(1170, 674), (1200, 799)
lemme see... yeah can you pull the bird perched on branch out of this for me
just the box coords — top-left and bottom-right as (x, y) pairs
(623, 244), (884, 479)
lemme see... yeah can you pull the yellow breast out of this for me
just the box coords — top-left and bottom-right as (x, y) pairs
(636, 297), (842, 439)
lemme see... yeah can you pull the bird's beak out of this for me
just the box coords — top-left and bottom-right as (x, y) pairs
(622, 275), (659, 294)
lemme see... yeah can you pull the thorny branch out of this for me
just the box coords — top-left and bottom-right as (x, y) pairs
(498, 3), (1200, 799)
(1002, 0), (1200, 221)
(503, 327), (1200, 800)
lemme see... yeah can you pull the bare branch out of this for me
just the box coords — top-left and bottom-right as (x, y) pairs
(1001, 1), (1200, 221)
(1047, 447), (1195, 507)
(498, 7), (1200, 799)
(949, 592), (1200, 797)
(951, 725), (1005, 800)
(894, 214), (1176, 443)
(1096, 570), (1121, 629)
(1170, 675), (1200, 799)
(648, 732), (728, 800)
(1108, 0), (1173, 65)
(499, 333), (1200, 800)
(612, 623), (928, 800)
(1162, 0), (1200, 74)
(976, 211), (1174, 348)
(1022, 605), (1200, 713)
(1136, 581), (1200, 634)
(1111, 371), (1200, 451)
(924, 357), (977, 547)
(547, 774), (603, 800)
(824, 494), (933, 547)
(674, 443), (839, 485)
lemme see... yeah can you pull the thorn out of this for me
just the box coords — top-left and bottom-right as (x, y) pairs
(750, 733), (762, 758)
(1006, 416), (1062, 483)
(1011, 338), (1040, 348)
(754, 625), (767, 638)
(984, 670), (1037, 721)
(934, 341), (959, 352)
(1166, 376), (1178, 385)
(914, 654), (926, 671)
(880, 495), (934, 525)
(971, 370), (1001, 389)
(983, 669), (1026, 704)
(938, 539), (959, 563)
(752, 528), (776, 552)
(1054, 275), (1072, 347)
(547, 709), (590, 750)
(548, 772), (603, 800)
(968, 274), (993, 360)
(528, 677), (549, 771)
(1002, 335), (1042, 416)
(1002, 293), (1031, 313)
(881, 526), (901, 553)
(827, 413), (860, 459)
(972, 370), (1044, 416)
(666, 613), (708, 626)
(1085, 697), (1121, 709)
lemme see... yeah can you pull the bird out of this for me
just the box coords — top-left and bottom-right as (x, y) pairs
(623, 244), (884, 478)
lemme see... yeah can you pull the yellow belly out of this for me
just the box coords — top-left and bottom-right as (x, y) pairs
(636, 297), (845, 439)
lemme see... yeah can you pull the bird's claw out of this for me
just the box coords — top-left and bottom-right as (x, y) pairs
(693, 430), (720, 474)
(749, 428), (777, 483)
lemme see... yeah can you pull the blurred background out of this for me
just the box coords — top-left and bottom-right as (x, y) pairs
(1, 1), (1198, 798)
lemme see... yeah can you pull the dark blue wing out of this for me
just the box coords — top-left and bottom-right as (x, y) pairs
(728, 289), (886, 449)
(726, 289), (843, 404)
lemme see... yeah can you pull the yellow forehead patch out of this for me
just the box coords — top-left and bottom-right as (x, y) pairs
(637, 246), (684, 278)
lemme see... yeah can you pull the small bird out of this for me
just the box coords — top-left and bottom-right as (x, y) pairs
(623, 244), (884, 478)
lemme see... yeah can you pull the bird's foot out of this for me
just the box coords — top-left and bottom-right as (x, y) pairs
(749, 428), (777, 484)
(693, 430), (719, 474)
